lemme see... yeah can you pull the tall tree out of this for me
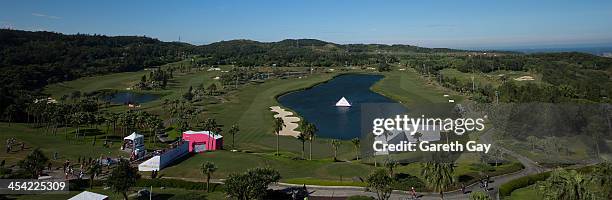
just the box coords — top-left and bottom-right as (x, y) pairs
(331, 139), (340, 161)
(87, 162), (102, 189)
(306, 123), (317, 160)
(421, 162), (455, 199)
(539, 168), (593, 200)
(351, 138), (360, 160)
(225, 167), (281, 200)
(228, 124), (240, 150)
(590, 162), (612, 199)
(106, 159), (141, 200)
(384, 159), (398, 177)
(18, 148), (48, 178)
(297, 132), (307, 159)
(366, 169), (393, 200)
(273, 117), (284, 156)
(201, 161), (217, 192)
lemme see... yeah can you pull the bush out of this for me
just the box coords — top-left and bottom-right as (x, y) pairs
(0, 167), (12, 177)
(391, 173), (425, 191)
(499, 172), (551, 197)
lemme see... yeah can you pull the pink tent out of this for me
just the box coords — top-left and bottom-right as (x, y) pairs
(182, 130), (223, 152)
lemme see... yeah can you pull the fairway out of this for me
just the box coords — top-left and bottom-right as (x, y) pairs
(372, 68), (463, 106)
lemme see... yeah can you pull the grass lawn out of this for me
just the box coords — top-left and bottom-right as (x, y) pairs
(162, 150), (374, 185)
(44, 71), (148, 98)
(372, 68), (463, 106)
(0, 123), (127, 167)
(506, 185), (541, 200)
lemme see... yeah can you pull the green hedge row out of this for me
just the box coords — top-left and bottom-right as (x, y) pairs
(499, 172), (551, 197)
(135, 178), (224, 192)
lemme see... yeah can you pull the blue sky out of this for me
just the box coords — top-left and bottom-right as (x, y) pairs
(1, 0), (612, 48)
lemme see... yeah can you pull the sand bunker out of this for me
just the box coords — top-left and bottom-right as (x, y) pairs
(270, 106), (301, 137)
(514, 76), (534, 81)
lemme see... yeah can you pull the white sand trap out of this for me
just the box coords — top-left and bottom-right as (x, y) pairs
(514, 76), (534, 81)
(270, 106), (301, 137)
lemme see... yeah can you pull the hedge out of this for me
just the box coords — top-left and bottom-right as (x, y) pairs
(347, 195), (375, 200)
(135, 178), (224, 192)
(499, 172), (551, 197)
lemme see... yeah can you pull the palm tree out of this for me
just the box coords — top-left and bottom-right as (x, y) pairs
(384, 159), (398, 177)
(421, 162), (455, 199)
(591, 162), (612, 199)
(72, 112), (84, 139)
(331, 139), (340, 161)
(228, 124), (239, 150)
(539, 168), (593, 200)
(201, 161), (217, 192)
(307, 123), (317, 160)
(351, 138), (360, 160)
(207, 83), (218, 95)
(4, 104), (17, 127)
(412, 132), (423, 143)
(297, 133), (307, 159)
(273, 117), (284, 156)
(87, 162), (102, 189)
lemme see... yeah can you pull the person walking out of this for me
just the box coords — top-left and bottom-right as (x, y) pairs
(411, 186), (418, 199)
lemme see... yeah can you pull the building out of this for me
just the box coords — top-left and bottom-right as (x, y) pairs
(182, 130), (223, 152)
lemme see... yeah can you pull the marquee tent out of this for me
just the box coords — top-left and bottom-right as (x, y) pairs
(335, 97), (351, 107)
(69, 191), (108, 200)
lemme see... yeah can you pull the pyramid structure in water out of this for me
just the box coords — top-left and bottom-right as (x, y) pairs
(335, 97), (351, 107)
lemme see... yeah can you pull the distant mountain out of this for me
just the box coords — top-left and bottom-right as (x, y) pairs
(201, 38), (467, 54)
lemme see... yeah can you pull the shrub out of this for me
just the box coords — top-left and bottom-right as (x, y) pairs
(391, 173), (425, 191)
(499, 171), (551, 197)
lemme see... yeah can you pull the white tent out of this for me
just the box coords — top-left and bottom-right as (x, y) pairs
(124, 132), (144, 141)
(138, 142), (189, 172)
(124, 132), (144, 145)
(69, 191), (108, 200)
(335, 97), (351, 107)
(138, 155), (161, 171)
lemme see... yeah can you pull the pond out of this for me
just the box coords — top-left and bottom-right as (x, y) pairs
(105, 92), (160, 104)
(278, 74), (406, 139)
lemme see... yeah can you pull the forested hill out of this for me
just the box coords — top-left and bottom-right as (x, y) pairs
(0, 29), (193, 90)
(195, 39), (468, 66)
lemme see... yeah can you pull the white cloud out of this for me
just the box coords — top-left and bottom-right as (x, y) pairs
(32, 13), (61, 19)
